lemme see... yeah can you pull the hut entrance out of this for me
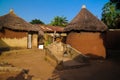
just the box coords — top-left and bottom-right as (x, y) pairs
(38, 36), (44, 49)
(27, 32), (39, 49)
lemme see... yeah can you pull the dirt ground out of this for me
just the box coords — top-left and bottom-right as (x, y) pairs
(0, 49), (120, 80)
(0, 49), (55, 80)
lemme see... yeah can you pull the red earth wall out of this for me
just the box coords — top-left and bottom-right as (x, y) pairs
(66, 32), (106, 58)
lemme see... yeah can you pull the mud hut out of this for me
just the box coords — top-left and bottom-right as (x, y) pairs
(64, 5), (108, 58)
(0, 9), (43, 49)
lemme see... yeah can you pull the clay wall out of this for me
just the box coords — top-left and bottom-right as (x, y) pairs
(0, 29), (27, 48)
(66, 32), (106, 58)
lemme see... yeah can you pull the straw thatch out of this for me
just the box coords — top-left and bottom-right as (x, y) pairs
(64, 5), (108, 32)
(0, 10), (44, 35)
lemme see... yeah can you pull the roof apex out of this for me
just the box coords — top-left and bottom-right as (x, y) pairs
(82, 5), (86, 9)
(9, 9), (14, 14)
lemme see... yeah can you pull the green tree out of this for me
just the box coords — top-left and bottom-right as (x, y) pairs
(30, 19), (44, 24)
(102, 0), (120, 29)
(50, 16), (68, 27)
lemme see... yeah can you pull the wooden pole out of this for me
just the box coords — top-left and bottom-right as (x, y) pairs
(27, 33), (32, 49)
(53, 31), (56, 42)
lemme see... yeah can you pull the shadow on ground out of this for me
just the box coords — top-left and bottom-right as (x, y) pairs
(0, 39), (10, 55)
(7, 70), (33, 80)
(49, 51), (120, 80)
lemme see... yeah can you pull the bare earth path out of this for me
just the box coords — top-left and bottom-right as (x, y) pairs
(0, 49), (55, 80)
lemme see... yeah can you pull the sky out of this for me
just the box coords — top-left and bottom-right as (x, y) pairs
(0, 0), (109, 24)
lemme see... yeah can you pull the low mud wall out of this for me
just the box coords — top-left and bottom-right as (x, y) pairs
(106, 30), (120, 50)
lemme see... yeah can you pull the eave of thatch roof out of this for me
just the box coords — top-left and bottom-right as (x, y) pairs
(64, 5), (108, 32)
(0, 9), (44, 35)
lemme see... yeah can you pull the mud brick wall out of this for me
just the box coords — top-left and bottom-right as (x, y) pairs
(32, 34), (38, 48)
(0, 29), (27, 48)
(66, 32), (106, 58)
(0, 29), (27, 38)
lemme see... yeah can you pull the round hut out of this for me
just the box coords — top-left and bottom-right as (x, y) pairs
(64, 5), (108, 58)
(0, 9), (43, 49)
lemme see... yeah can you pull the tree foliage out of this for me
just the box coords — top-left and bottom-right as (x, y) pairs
(102, 0), (120, 29)
(30, 19), (44, 24)
(50, 16), (68, 27)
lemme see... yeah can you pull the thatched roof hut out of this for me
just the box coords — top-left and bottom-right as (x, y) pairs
(0, 9), (44, 49)
(65, 5), (108, 58)
(0, 9), (43, 35)
(64, 5), (108, 32)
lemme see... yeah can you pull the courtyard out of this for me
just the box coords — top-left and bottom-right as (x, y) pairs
(0, 49), (120, 80)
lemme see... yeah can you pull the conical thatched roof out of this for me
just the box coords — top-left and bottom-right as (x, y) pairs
(0, 9), (44, 35)
(64, 5), (108, 32)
